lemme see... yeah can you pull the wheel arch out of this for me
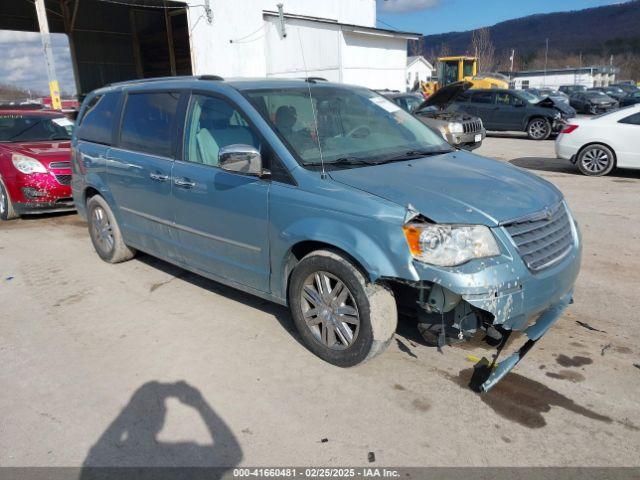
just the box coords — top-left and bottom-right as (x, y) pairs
(524, 114), (550, 130)
(577, 141), (617, 167)
(281, 241), (371, 306)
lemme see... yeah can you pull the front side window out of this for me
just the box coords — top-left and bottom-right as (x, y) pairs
(183, 94), (260, 167)
(120, 92), (179, 157)
(0, 114), (72, 142)
(244, 86), (450, 168)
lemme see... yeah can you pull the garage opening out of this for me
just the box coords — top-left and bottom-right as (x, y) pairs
(0, 0), (192, 98)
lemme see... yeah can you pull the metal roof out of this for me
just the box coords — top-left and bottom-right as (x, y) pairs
(262, 10), (421, 40)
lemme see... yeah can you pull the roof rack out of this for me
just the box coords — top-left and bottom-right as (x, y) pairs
(198, 75), (224, 81)
(303, 77), (328, 83)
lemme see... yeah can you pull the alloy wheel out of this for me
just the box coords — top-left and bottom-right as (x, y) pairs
(529, 119), (549, 139)
(92, 206), (115, 253)
(581, 148), (610, 174)
(300, 271), (360, 350)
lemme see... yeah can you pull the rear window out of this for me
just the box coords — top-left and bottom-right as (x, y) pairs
(119, 92), (180, 157)
(77, 92), (121, 145)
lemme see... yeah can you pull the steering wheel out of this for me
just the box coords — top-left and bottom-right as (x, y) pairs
(346, 125), (371, 139)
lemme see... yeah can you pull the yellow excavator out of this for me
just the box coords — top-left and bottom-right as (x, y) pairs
(420, 56), (509, 97)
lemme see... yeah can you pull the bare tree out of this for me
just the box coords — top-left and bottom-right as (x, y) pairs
(408, 39), (422, 57)
(471, 28), (495, 72)
(438, 42), (451, 58)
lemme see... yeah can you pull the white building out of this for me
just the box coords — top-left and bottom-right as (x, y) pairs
(187, 1), (420, 92)
(1, 0), (420, 96)
(406, 55), (434, 90)
(508, 66), (618, 90)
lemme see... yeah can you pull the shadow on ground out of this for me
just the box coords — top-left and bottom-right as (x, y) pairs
(80, 381), (242, 477)
(510, 157), (640, 179)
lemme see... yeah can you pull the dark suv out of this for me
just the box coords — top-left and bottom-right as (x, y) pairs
(450, 89), (574, 140)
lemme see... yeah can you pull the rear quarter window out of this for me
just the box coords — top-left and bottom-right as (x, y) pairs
(76, 92), (121, 145)
(619, 112), (640, 125)
(119, 92), (180, 158)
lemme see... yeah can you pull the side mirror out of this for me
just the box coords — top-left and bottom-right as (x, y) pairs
(219, 144), (262, 176)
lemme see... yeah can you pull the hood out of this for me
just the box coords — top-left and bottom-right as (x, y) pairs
(536, 96), (575, 116)
(329, 151), (562, 226)
(1, 140), (71, 167)
(417, 81), (473, 111)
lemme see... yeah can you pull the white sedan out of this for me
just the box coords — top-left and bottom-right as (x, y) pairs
(555, 104), (640, 176)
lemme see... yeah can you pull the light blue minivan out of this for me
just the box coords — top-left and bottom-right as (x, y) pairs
(72, 77), (581, 392)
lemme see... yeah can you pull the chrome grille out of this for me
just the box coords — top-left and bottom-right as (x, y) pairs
(49, 161), (71, 169)
(54, 174), (72, 186)
(504, 203), (574, 272)
(463, 119), (482, 134)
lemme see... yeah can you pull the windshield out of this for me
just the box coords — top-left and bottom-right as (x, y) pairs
(518, 90), (540, 104)
(0, 114), (73, 142)
(244, 86), (451, 168)
(586, 91), (608, 98)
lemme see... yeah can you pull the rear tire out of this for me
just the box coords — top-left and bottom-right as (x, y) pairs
(87, 195), (136, 263)
(0, 179), (18, 221)
(577, 144), (615, 176)
(526, 117), (551, 140)
(288, 250), (397, 367)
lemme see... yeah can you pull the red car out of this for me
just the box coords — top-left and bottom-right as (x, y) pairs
(0, 109), (74, 220)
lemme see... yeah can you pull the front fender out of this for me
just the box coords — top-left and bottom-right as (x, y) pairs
(271, 216), (412, 303)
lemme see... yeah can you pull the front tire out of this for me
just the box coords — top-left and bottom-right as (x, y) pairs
(577, 144), (615, 176)
(0, 179), (18, 221)
(288, 250), (397, 367)
(87, 195), (136, 263)
(526, 117), (551, 140)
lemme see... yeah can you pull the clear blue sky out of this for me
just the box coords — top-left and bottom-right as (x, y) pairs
(376, 0), (632, 35)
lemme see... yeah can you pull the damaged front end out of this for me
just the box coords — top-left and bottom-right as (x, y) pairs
(398, 280), (574, 393)
(389, 202), (581, 392)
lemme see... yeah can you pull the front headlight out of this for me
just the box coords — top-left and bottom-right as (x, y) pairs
(12, 154), (47, 174)
(444, 122), (464, 134)
(403, 223), (500, 266)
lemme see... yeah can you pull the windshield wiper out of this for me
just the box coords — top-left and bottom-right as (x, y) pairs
(308, 156), (375, 167)
(374, 149), (452, 164)
(7, 120), (43, 141)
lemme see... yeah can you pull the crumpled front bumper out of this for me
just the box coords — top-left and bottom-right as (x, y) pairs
(470, 290), (573, 392)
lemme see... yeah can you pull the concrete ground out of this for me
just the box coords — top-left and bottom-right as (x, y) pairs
(1, 134), (639, 469)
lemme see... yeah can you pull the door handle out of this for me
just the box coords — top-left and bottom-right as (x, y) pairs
(149, 172), (169, 182)
(174, 177), (196, 189)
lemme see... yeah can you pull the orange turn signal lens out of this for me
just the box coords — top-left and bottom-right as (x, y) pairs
(403, 224), (422, 255)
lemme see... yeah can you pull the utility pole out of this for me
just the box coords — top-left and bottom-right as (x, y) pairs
(509, 49), (515, 74)
(34, 0), (62, 110)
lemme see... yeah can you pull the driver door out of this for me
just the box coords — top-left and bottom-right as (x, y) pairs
(171, 93), (271, 292)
